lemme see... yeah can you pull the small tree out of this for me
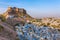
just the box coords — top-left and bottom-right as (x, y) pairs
(47, 23), (50, 26)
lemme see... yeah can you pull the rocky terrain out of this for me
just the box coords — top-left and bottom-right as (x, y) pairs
(0, 7), (34, 40)
(1, 7), (60, 29)
(0, 7), (60, 40)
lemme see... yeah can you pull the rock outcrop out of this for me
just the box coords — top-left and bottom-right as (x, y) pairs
(0, 21), (17, 40)
(0, 7), (32, 26)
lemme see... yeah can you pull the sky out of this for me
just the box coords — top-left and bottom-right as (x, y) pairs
(0, 0), (60, 18)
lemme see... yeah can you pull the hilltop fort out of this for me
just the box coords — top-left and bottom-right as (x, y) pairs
(0, 7), (60, 40)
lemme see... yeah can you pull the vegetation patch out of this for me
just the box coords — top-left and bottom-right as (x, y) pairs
(0, 25), (4, 32)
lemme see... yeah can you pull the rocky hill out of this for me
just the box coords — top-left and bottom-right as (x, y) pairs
(1, 7), (33, 26)
(3, 7), (32, 19)
(0, 7), (60, 28)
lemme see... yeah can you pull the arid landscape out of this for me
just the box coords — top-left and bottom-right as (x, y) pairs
(0, 7), (60, 40)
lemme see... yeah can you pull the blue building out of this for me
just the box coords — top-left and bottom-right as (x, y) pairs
(15, 24), (60, 40)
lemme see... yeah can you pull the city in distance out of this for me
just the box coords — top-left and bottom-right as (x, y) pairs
(0, 0), (60, 40)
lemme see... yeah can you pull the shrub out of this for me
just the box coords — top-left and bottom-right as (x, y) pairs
(0, 15), (6, 22)
(0, 25), (4, 32)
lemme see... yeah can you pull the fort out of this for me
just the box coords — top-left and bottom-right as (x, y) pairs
(3, 7), (27, 19)
(0, 7), (32, 40)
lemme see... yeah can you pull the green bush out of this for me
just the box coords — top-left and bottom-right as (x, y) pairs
(0, 15), (6, 22)
(15, 23), (19, 26)
(0, 25), (4, 32)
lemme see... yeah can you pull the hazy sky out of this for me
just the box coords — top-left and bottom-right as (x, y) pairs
(0, 0), (60, 18)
